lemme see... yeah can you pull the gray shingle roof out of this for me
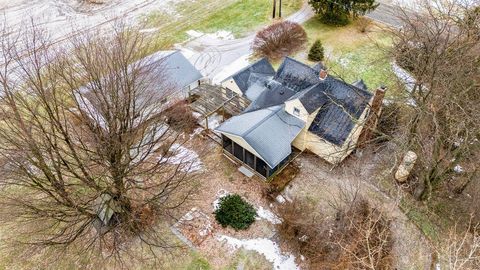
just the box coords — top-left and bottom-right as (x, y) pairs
(143, 50), (202, 92)
(244, 80), (296, 113)
(231, 58), (276, 95)
(309, 103), (355, 145)
(304, 76), (373, 145)
(274, 57), (321, 92)
(219, 56), (375, 159)
(216, 105), (305, 168)
(352, 79), (368, 91)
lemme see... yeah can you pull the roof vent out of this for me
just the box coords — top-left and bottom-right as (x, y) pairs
(319, 69), (328, 80)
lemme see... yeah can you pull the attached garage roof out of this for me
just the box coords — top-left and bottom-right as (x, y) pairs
(216, 105), (305, 168)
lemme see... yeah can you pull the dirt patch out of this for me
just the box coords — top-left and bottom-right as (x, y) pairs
(173, 136), (285, 269)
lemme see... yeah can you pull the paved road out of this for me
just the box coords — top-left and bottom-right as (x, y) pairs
(366, 2), (405, 28)
(181, 1), (403, 82)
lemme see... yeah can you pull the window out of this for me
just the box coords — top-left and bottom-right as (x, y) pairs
(293, 107), (300, 116)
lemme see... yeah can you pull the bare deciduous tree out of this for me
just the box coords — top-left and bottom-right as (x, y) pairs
(277, 185), (393, 269)
(0, 22), (196, 265)
(252, 20), (307, 61)
(388, 0), (480, 200)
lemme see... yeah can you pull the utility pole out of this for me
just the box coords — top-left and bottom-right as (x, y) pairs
(278, 0), (282, 17)
(272, 0), (277, 19)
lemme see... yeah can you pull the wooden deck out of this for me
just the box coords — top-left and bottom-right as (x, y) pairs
(189, 84), (250, 118)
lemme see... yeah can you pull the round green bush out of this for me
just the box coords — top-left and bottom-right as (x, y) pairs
(308, 39), (325, 62)
(214, 194), (257, 230)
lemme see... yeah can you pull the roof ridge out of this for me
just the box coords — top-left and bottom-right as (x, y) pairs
(241, 106), (281, 136)
(283, 56), (317, 71)
(233, 57), (273, 76)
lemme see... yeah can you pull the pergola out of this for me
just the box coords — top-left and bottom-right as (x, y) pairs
(189, 84), (250, 130)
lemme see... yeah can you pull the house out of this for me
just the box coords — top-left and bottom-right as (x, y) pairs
(75, 50), (202, 128)
(216, 57), (386, 178)
(142, 50), (203, 101)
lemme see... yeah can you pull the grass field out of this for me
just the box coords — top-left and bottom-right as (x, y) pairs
(296, 17), (397, 95)
(145, 0), (303, 45)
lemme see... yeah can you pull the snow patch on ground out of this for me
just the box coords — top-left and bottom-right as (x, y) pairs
(210, 30), (234, 40)
(0, 0), (182, 43)
(160, 143), (203, 173)
(391, 62), (416, 93)
(217, 235), (300, 270)
(200, 113), (223, 130)
(212, 189), (229, 210)
(256, 206), (282, 224)
(186, 30), (204, 38)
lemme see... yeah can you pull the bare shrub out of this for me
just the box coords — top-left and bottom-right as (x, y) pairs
(164, 101), (198, 134)
(437, 219), (480, 270)
(356, 17), (372, 33)
(277, 196), (394, 269)
(252, 21), (307, 61)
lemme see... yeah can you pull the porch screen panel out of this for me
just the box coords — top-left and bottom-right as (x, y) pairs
(222, 135), (233, 154)
(244, 150), (255, 169)
(255, 158), (268, 177)
(233, 142), (244, 161)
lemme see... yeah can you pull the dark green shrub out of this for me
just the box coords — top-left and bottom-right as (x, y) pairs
(308, 40), (325, 62)
(214, 194), (257, 230)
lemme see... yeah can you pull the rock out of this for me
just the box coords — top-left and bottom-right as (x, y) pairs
(395, 151), (417, 183)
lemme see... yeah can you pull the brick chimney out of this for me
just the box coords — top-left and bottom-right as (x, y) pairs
(319, 69), (328, 80)
(358, 86), (387, 147)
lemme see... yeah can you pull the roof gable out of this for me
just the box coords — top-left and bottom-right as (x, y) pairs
(231, 58), (276, 94)
(142, 50), (202, 92)
(216, 105), (305, 168)
(274, 57), (320, 92)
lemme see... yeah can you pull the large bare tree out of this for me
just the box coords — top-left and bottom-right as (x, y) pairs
(0, 22), (196, 264)
(388, 0), (480, 200)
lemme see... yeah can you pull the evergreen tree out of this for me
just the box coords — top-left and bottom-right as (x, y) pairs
(308, 39), (325, 61)
(308, 0), (378, 25)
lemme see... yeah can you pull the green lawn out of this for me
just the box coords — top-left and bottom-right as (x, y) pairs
(197, 0), (303, 36)
(145, 0), (303, 46)
(297, 17), (397, 95)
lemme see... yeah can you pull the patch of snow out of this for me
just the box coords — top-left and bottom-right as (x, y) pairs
(212, 54), (251, 85)
(0, 0), (181, 48)
(192, 112), (202, 119)
(338, 57), (350, 68)
(139, 27), (159, 33)
(191, 127), (204, 138)
(391, 62), (416, 93)
(454, 165), (464, 174)
(186, 30), (205, 38)
(159, 143), (203, 173)
(276, 195), (286, 204)
(200, 113), (223, 130)
(213, 189), (229, 210)
(211, 30), (234, 40)
(256, 206), (282, 224)
(217, 235), (300, 270)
